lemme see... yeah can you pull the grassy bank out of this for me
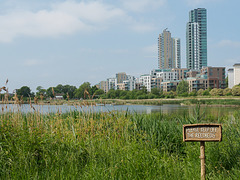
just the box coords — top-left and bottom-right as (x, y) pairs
(0, 105), (240, 179)
(3, 96), (240, 106)
(93, 98), (240, 106)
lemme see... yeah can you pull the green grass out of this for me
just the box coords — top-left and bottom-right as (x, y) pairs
(0, 106), (240, 179)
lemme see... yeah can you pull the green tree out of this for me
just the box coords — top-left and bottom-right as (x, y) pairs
(74, 82), (91, 99)
(62, 85), (77, 99)
(117, 90), (123, 98)
(176, 80), (189, 96)
(55, 84), (64, 94)
(106, 89), (116, 99)
(119, 90), (127, 98)
(225, 76), (228, 88)
(16, 86), (31, 97)
(46, 87), (55, 98)
(94, 89), (105, 96)
(36, 86), (46, 97)
(151, 88), (161, 97)
(16, 86), (33, 97)
(89, 85), (98, 96)
(141, 86), (148, 94)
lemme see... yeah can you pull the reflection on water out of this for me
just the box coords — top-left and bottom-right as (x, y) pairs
(1, 104), (239, 117)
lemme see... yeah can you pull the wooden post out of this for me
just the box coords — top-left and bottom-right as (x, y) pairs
(200, 141), (205, 180)
(183, 124), (222, 180)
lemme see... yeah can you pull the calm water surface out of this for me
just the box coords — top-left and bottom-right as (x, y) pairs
(1, 104), (239, 117)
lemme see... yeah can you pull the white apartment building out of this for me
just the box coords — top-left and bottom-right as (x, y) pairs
(156, 72), (178, 81)
(123, 75), (136, 91)
(107, 78), (116, 91)
(228, 69), (234, 88)
(228, 63), (240, 88)
(234, 64), (240, 86)
(139, 74), (152, 92)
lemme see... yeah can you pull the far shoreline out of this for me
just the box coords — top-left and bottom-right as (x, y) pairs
(1, 97), (240, 107)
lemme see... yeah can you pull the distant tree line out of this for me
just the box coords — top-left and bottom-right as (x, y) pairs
(12, 81), (240, 100)
(15, 82), (103, 100)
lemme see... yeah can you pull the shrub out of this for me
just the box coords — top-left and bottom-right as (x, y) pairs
(232, 86), (240, 96)
(223, 88), (232, 96)
(210, 88), (223, 96)
(202, 89), (210, 96)
(189, 90), (197, 96)
(179, 92), (189, 97)
(197, 89), (204, 96)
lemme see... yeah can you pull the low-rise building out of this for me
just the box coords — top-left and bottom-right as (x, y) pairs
(116, 83), (125, 90)
(99, 81), (108, 93)
(161, 81), (180, 92)
(187, 70), (200, 78)
(172, 68), (188, 80)
(188, 77), (207, 92)
(201, 67), (226, 89)
(151, 77), (162, 90)
(187, 67), (226, 92)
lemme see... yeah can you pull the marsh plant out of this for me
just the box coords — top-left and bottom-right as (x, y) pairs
(0, 103), (240, 179)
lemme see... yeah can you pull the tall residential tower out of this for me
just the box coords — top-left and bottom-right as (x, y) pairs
(158, 29), (181, 69)
(186, 8), (207, 70)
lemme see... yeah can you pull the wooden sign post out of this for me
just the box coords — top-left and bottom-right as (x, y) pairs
(183, 124), (222, 180)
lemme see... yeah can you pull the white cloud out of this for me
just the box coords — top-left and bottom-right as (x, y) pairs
(121, 0), (166, 12)
(223, 57), (240, 70)
(0, 1), (127, 43)
(0, 0), (160, 43)
(143, 44), (158, 53)
(185, 0), (222, 6)
(130, 23), (156, 33)
(53, 1), (125, 24)
(24, 59), (42, 67)
(217, 40), (240, 48)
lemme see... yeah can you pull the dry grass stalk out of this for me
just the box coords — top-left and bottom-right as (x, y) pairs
(40, 94), (44, 101)
(52, 87), (55, 97)
(34, 97), (38, 104)
(67, 92), (70, 101)
(29, 95), (35, 111)
(20, 96), (24, 105)
(84, 89), (91, 99)
(13, 93), (20, 105)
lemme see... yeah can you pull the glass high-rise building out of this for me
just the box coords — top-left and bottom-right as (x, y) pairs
(158, 29), (181, 69)
(186, 8), (207, 70)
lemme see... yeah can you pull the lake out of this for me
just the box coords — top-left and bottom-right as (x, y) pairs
(1, 103), (239, 117)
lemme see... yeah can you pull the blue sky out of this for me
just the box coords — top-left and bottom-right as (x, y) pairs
(0, 0), (239, 92)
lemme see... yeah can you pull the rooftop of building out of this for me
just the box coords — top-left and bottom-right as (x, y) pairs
(202, 66), (225, 69)
(162, 80), (180, 83)
(233, 63), (240, 67)
(140, 74), (151, 77)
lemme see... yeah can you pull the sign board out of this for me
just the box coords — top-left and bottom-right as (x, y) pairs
(183, 124), (222, 142)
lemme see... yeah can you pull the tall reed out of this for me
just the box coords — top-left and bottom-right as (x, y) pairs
(0, 105), (239, 179)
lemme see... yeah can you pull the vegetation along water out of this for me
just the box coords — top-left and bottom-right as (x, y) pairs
(0, 103), (240, 179)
